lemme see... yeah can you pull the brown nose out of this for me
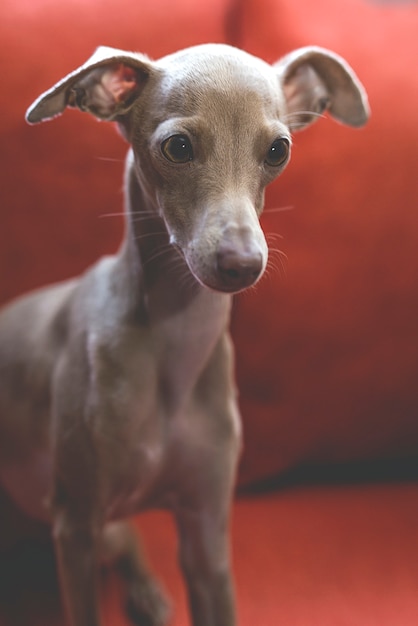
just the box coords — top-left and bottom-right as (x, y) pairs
(216, 244), (264, 291)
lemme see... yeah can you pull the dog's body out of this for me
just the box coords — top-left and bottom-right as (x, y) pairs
(0, 44), (368, 626)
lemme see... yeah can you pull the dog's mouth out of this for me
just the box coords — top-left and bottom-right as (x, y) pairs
(202, 262), (264, 294)
(174, 244), (266, 294)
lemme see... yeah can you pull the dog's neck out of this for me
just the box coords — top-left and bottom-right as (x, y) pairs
(111, 157), (232, 411)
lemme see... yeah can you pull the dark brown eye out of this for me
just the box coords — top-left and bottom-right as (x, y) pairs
(265, 137), (290, 167)
(161, 135), (194, 163)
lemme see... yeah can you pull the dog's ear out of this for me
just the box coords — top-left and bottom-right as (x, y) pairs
(26, 46), (155, 124)
(276, 46), (370, 132)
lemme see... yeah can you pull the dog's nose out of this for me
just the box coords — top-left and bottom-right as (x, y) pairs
(216, 245), (264, 291)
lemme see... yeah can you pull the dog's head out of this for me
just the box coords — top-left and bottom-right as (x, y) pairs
(27, 44), (369, 293)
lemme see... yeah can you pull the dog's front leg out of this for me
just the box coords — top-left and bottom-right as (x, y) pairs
(173, 333), (241, 626)
(176, 502), (236, 626)
(49, 352), (104, 626)
(53, 509), (102, 626)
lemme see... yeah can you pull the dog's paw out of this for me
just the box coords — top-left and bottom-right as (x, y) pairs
(125, 579), (171, 626)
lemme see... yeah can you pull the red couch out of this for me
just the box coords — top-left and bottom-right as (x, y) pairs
(1, 0), (418, 624)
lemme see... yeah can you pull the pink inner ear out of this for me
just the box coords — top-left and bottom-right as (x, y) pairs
(102, 64), (138, 103)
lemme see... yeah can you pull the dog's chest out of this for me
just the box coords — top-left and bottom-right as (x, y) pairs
(98, 379), (214, 520)
(93, 299), (230, 519)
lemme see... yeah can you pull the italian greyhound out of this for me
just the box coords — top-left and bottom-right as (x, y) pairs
(0, 43), (369, 626)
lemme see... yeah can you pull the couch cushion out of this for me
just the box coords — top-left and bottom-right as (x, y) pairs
(230, 0), (418, 485)
(2, 484), (418, 625)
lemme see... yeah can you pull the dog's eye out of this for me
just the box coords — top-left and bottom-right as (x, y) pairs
(161, 135), (194, 163)
(265, 138), (290, 167)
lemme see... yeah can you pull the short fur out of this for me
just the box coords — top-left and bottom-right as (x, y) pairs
(0, 44), (369, 626)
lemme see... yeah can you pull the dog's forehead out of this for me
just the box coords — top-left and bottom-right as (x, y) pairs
(156, 44), (282, 113)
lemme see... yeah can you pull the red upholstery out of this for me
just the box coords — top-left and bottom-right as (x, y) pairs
(3, 485), (418, 626)
(232, 0), (418, 485)
(1, 0), (418, 624)
(0, 0), (230, 303)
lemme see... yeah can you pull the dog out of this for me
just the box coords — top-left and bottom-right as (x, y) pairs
(0, 43), (369, 626)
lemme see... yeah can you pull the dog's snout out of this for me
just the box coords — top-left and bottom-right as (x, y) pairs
(216, 238), (264, 291)
(184, 199), (268, 294)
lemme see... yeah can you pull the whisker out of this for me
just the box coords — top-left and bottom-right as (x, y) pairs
(268, 247), (288, 261)
(99, 211), (126, 218)
(134, 231), (168, 241)
(283, 110), (327, 122)
(160, 255), (181, 273)
(143, 244), (174, 267)
(178, 269), (199, 293)
(263, 205), (294, 214)
(157, 255), (199, 294)
(100, 210), (156, 219)
(267, 247), (288, 279)
(168, 255), (194, 284)
(288, 121), (316, 130)
(95, 156), (125, 163)
(266, 232), (284, 242)
(239, 277), (264, 298)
